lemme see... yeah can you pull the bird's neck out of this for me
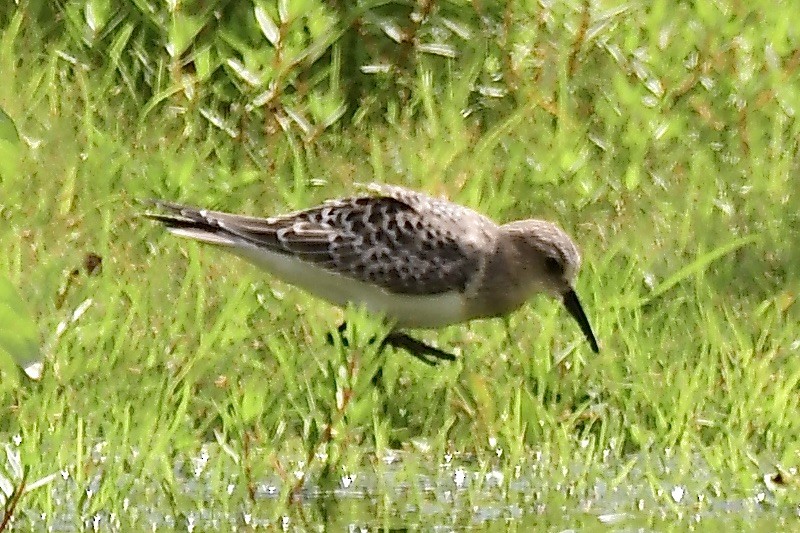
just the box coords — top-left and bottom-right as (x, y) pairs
(463, 237), (538, 320)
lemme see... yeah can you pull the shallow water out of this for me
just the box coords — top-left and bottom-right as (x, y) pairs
(6, 444), (798, 531)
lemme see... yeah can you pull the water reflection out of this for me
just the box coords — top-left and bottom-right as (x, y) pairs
(10, 446), (797, 531)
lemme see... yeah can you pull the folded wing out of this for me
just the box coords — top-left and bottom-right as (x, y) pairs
(147, 190), (487, 296)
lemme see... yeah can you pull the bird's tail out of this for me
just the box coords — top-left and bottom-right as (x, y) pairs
(144, 200), (240, 246)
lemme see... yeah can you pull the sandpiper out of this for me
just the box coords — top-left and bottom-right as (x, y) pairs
(146, 183), (599, 364)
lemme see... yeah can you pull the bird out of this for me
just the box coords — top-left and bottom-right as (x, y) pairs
(145, 183), (599, 364)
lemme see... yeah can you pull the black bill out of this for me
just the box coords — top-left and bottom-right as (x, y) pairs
(562, 289), (599, 353)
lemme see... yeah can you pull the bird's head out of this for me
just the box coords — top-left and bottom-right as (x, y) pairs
(502, 219), (599, 353)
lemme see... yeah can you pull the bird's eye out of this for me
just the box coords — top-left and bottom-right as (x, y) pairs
(544, 256), (564, 275)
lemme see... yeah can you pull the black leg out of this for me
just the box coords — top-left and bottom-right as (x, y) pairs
(325, 321), (350, 347)
(326, 323), (456, 366)
(380, 332), (456, 365)
(326, 322), (385, 385)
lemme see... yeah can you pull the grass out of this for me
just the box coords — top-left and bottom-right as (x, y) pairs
(1, 0), (799, 530)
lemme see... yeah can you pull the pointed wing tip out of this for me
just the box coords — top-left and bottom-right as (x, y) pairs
(140, 198), (186, 221)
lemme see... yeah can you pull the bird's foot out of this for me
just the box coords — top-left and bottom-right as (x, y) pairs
(326, 323), (456, 366)
(380, 332), (456, 366)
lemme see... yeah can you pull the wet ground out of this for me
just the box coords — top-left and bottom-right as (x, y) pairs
(6, 444), (798, 531)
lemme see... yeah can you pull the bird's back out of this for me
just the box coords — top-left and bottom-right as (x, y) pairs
(147, 185), (501, 327)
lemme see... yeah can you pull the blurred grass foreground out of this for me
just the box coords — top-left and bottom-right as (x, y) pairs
(0, 0), (798, 530)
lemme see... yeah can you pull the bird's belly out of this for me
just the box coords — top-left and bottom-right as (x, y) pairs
(235, 245), (468, 329)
